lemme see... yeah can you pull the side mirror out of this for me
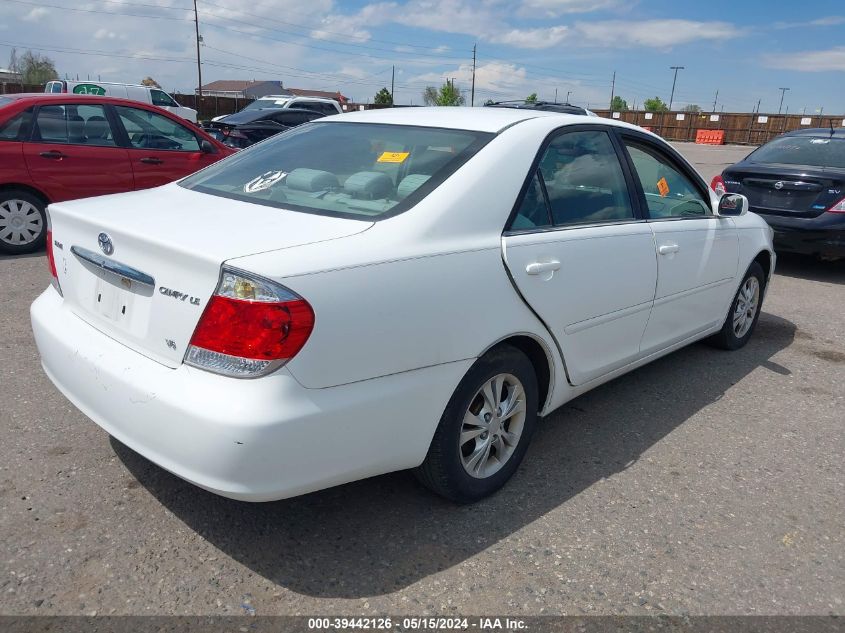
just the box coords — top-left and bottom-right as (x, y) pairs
(717, 193), (748, 217)
(200, 139), (216, 154)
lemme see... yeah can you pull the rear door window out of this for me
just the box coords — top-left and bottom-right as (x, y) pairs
(538, 130), (634, 226)
(114, 105), (200, 152)
(33, 104), (117, 146)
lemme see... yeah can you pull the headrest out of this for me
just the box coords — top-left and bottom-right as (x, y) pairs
(344, 171), (392, 199)
(285, 168), (339, 192)
(397, 174), (430, 200)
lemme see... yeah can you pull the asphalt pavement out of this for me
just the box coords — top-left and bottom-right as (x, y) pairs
(0, 143), (843, 616)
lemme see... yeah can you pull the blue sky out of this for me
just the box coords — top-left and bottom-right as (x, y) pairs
(1, 0), (843, 112)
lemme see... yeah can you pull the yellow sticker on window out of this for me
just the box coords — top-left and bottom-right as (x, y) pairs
(657, 177), (670, 197)
(377, 151), (410, 163)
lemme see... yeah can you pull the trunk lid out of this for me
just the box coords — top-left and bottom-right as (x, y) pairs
(49, 183), (372, 368)
(724, 162), (845, 219)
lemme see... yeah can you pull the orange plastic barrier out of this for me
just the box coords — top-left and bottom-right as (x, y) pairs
(695, 129), (725, 145)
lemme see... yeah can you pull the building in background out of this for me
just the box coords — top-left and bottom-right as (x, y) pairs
(198, 79), (348, 105)
(0, 67), (22, 82)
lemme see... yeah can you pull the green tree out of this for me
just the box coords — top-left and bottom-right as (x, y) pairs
(422, 81), (465, 106)
(373, 87), (393, 106)
(15, 49), (58, 85)
(610, 95), (628, 111)
(643, 96), (669, 112)
(681, 103), (702, 112)
(141, 76), (161, 88)
(484, 99), (495, 106)
(525, 92), (538, 103)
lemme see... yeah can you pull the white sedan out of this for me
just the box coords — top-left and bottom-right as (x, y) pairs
(31, 107), (774, 503)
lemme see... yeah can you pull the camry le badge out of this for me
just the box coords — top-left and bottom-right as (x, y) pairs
(98, 232), (114, 255)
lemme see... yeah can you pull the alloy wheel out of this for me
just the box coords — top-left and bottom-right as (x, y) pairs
(733, 276), (760, 338)
(460, 373), (527, 479)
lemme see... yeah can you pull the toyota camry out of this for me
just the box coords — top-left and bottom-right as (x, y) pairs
(31, 107), (775, 503)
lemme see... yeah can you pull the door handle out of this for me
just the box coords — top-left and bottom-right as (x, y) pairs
(140, 157), (163, 165)
(526, 260), (561, 275)
(657, 243), (680, 255)
(39, 150), (65, 159)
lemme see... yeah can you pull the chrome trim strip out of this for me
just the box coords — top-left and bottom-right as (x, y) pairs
(70, 246), (155, 288)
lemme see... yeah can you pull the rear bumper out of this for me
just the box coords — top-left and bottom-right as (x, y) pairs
(31, 287), (470, 501)
(756, 213), (845, 258)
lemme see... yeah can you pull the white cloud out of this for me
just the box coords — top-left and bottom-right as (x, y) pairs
(520, 0), (624, 16)
(489, 26), (569, 49)
(574, 19), (741, 48)
(23, 7), (49, 22)
(774, 15), (845, 29)
(764, 47), (845, 72)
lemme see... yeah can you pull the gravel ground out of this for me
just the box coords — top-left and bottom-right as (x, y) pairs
(1, 144), (843, 617)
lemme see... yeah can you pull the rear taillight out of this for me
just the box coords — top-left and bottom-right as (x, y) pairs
(185, 267), (314, 378)
(711, 175), (726, 196)
(45, 216), (62, 295)
(46, 229), (57, 278)
(828, 196), (845, 214)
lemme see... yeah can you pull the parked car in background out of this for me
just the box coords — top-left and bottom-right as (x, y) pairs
(485, 99), (598, 117)
(210, 95), (343, 122)
(712, 127), (845, 260)
(0, 94), (232, 253)
(32, 107), (774, 504)
(45, 80), (198, 123)
(203, 107), (325, 149)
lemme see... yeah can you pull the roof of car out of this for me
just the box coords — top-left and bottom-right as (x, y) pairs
(1, 93), (150, 106)
(326, 106), (580, 133)
(784, 127), (845, 138)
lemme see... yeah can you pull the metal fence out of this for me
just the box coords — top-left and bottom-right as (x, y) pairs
(591, 109), (845, 145)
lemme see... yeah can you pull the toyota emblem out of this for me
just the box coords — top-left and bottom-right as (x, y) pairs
(774, 181), (784, 190)
(98, 232), (114, 255)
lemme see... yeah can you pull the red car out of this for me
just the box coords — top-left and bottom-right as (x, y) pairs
(0, 93), (233, 254)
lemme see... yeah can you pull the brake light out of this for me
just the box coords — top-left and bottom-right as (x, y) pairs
(46, 229), (57, 278)
(828, 196), (845, 214)
(711, 175), (726, 196)
(45, 218), (62, 295)
(185, 268), (314, 378)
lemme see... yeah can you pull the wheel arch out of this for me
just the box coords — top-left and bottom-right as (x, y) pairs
(481, 333), (554, 415)
(0, 183), (50, 206)
(753, 249), (773, 288)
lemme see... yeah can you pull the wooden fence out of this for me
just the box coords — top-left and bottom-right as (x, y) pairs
(591, 109), (845, 145)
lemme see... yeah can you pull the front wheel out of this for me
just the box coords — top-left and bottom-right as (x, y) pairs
(708, 261), (765, 350)
(0, 189), (47, 255)
(414, 345), (538, 503)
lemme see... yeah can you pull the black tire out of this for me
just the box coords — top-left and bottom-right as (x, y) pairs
(707, 261), (765, 350)
(0, 189), (47, 255)
(414, 345), (538, 503)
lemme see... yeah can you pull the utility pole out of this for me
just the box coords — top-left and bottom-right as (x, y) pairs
(777, 87), (789, 114)
(565, 90), (571, 103)
(755, 98), (761, 113)
(470, 43), (476, 107)
(712, 89), (718, 113)
(554, 88), (558, 103)
(668, 65), (684, 110)
(390, 65), (395, 106)
(609, 70), (615, 109)
(193, 0), (203, 100)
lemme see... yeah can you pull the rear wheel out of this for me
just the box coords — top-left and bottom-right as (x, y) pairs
(0, 189), (47, 255)
(708, 261), (765, 350)
(414, 345), (538, 503)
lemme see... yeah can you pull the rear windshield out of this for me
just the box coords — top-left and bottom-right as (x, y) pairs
(180, 122), (493, 219)
(749, 136), (845, 169)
